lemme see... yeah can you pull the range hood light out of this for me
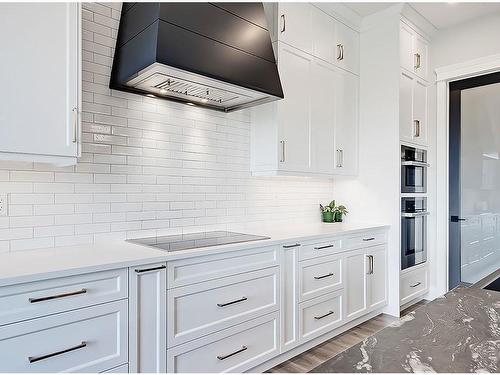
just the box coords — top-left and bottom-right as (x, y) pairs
(159, 88), (167, 95)
(186, 102), (195, 106)
(201, 98), (208, 103)
(146, 94), (156, 98)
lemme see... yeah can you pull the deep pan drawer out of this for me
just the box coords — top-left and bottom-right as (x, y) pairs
(0, 268), (128, 326)
(344, 231), (386, 249)
(400, 266), (428, 305)
(167, 267), (279, 347)
(0, 300), (128, 373)
(167, 312), (279, 373)
(299, 239), (342, 261)
(299, 254), (343, 302)
(299, 290), (343, 341)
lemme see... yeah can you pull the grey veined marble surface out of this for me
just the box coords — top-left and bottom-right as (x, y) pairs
(311, 286), (500, 373)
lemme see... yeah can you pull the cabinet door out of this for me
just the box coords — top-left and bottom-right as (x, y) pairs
(399, 71), (414, 143)
(345, 249), (368, 320)
(334, 21), (359, 75)
(0, 3), (80, 160)
(400, 22), (414, 73)
(312, 6), (335, 62)
(334, 69), (359, 175)
(311, 59), (336, 175)
(277, 3), (312, 54)
(412, 79), (427, 146)
(277, 43), (312, 173)
(367, 246), (387, 310)
(129, 264), (167, 373)
(413, 35), (428, 81)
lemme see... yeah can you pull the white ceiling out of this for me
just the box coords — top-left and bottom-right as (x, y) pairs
(344, 2), (500, 29)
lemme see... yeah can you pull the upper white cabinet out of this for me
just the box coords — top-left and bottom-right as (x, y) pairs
(334, 21), (360, 75)
(400, 72), (428, 146)
(0, 3), (81, 165)
(277, 3), (313, 55)
(400, 21), (429, 81)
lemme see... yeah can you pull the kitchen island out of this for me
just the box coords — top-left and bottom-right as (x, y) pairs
(311, 278), (500, 373)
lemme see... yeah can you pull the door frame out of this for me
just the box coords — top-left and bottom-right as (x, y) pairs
(435, 53), (500, 295)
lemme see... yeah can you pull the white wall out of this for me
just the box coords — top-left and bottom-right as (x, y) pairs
(432, 12), (500, 69)
(0, 2), (335, 253)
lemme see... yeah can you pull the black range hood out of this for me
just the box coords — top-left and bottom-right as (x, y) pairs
(110, 2), (284, 112)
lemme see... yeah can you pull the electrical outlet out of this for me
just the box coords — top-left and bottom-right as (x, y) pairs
(0, 194), (7, 217)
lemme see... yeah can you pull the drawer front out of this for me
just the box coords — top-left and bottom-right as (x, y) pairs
(299, 254), (343, 302)
(299, 290), (343, 341)
(299, 239), (342, 261)
(344, 231), (386, 250)
(168, 267), (279, 347)
(400, 266), (428, 305)
(0, 268), (128, 326)
(101, 364), (129, 373)
(0, 300), (128, 373)
(168, 246), (278, 288)
(167, 312), (279, 373)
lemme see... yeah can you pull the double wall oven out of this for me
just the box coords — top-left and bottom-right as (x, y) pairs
(401, 145), (429, 270)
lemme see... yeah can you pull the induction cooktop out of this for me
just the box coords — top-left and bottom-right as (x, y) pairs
(128, 231), (270, 252)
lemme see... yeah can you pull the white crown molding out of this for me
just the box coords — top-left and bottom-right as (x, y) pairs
(435, 53), (500, 82)
(312, 2), (362, 32)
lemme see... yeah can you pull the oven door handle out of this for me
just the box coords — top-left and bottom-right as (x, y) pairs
(401, 212), (430, 218)
(401, 161), (430, 167)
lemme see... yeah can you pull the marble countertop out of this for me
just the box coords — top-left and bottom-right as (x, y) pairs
(0, 222), (388, 287)
(311, 285), (500, 373)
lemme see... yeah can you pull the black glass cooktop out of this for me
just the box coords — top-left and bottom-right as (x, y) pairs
(128, 231), (270, 252)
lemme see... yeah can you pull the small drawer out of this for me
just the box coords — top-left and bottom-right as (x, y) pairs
(0, 300), (128, 373)
(299, 239), (342, 261)
(0, 268), (128, 326)
(299, 290), (343, 341)
(167, 267), (279, 347)
(167, 313), (279, 373)
(167, 246), (278, 288)
(344, 231), (386, 250)
(299, 254), (343, 302)
(400, 266), (428, 305)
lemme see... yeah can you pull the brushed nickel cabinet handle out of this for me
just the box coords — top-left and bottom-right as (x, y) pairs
(314, 310), (334, 320)
(135, 265), (166, 273)
(29, 288), (87, 303)
(336, 149), (343, 168)
(314, 272), (334, 280)
(217, 345), (248, 361)
(337, 44), (344, 60)
(72, 107), (78, 143)
(363, 237), (375, 242)
(280, 14), (286, 33)
(414, 53), (421, 70)
(366, 255), (374, 275)
(280, 140), (286, 163)
(283, 243), (301, 248)
(314, 244), (334, 250)
(410, 282), (422, 288)
(217, 296), (247, 308)
(29, 341), (87, 363)
(414, 120), (421, 137)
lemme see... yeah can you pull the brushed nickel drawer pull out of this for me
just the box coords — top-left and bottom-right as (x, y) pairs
(410, 282), (422, 288)
(363, 237), (375, 241)
(314, 310), (334, 320)
(217, 296), (247, 308)
(314, 272), (334, 280)
(135, 265), (166, 273)
(217, 345), (248, 361)
(283, 243), (301, 248)
(314, 244), (334, 250)
(28, 341), (87, 363)
(29, 288), (87, 303)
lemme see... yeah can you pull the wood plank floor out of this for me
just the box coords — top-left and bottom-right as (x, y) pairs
(268, 300), (428, 373)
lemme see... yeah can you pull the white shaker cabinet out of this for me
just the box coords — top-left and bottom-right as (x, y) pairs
(366, 245), (387, 310)
(0, 3), (81, 165)
(400, 72), (428, 146)
(400, 21), (429, 81)
(334, 21), (360, 75)
(276, 3), (313, 55)
(129, 264), (167, 373)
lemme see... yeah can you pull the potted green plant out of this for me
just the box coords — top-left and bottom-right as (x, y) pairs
(319, 200), (336, 223)
(333, 205), (348, 222)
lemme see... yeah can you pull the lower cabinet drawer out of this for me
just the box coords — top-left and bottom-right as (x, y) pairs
(400, 266), (428, 305)
(299, 290), (344, 341)
(299, 254), (343, 302)
(167, 267), (279, 347)
(167, 312), (279, 373)
(299, 239), (342, 261)
(344, 231), (386, 250)
(0, 300), (128, 373)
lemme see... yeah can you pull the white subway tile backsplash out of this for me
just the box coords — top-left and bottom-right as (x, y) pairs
(0, 3), (334, 252)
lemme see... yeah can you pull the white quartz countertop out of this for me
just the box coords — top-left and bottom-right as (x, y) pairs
(0, 222), (388, 287)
